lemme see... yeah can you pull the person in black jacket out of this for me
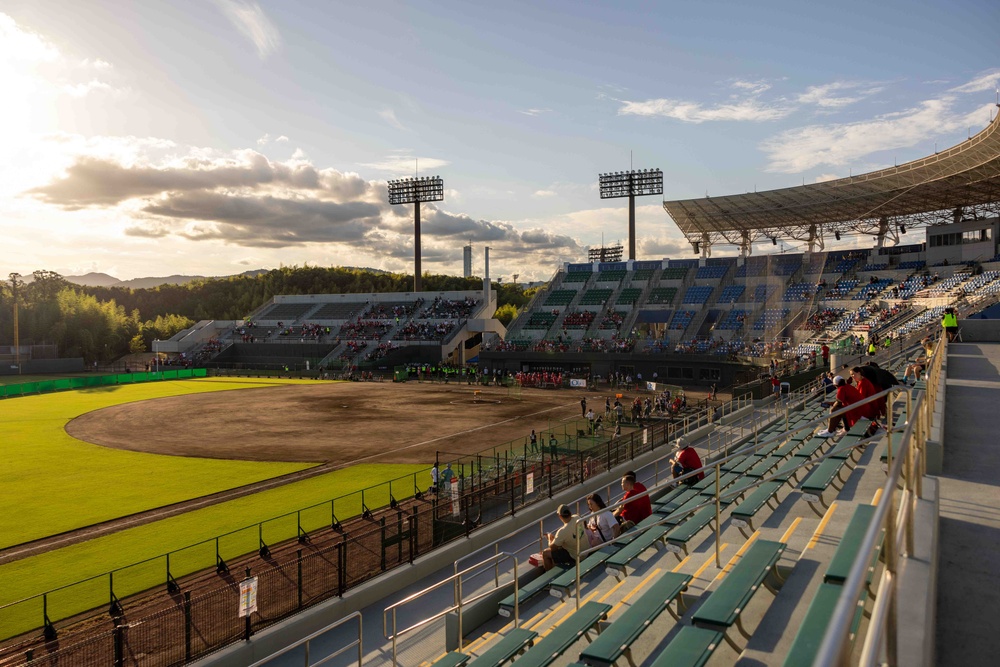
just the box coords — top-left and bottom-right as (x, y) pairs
(865, 361), (900, 420)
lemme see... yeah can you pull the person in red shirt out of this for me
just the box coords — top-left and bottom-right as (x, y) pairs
(817, 376), (863, 437)
(671, 443), (705, 485)
(821, 343), (830, 366)
(613, 472), (652, 528)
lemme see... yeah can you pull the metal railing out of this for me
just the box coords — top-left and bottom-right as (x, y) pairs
(247, 611), (362, 667)
(816, 336), (945, 666)
(383, 553), (518, 666)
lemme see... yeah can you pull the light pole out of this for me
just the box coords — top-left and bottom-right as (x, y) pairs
(8, 273), (21, 375)
(388, 176), (445, 293)
(598, 169), (663, 260)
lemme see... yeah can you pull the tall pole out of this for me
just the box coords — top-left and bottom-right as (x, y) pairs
(9, 274), (21, 375)
(414, 201), (422, 293)
(628, 189), (636, 261)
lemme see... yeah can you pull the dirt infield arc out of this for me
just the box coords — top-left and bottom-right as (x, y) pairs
(66, 381), (584, 464)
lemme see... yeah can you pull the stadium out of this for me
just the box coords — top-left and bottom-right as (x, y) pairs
(2, 107), (1000, 667)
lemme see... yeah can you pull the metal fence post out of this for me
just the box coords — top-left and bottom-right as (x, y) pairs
(184, 591), (192, 661)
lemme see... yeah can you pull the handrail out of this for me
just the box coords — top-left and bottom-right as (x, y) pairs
(383, 552), (517, 666)
(247, 611), (362, 667)
(815, 335), (944, 666)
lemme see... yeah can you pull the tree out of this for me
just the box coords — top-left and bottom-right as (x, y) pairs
(129, 334), (147, 354)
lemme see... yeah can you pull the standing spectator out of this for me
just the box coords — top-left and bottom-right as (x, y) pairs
(441, 463), (454, 490)
(580, 396), (587, 418)
(942, 307), (959, 342)
(821, 343), (830, 366)
(430, 464), (439, 494)
(529, 430), (538, 454)
(771, 374), (781, 397)
(548, 433), (560, 461)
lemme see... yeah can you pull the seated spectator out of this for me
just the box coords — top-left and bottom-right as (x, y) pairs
(670, 442), (705, 485)
(903, 337), (935, 384)
(613, 472), (652, 529)
(584, 494), (620, 547)
(816, 376), (864, 437)
(542, 504), (584, 570)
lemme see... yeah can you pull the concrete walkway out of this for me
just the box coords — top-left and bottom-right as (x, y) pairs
(935, 342), (1000, 664)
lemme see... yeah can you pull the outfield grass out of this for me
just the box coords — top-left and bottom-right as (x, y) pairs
(0, 377), (323, 548)
(0, 461), (423, 639)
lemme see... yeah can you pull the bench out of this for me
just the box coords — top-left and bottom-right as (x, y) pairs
(513, 601), (612, 667)
(430, 652), (471, 667)
(465, 628), (538, 667)
(799, 457), (849, 515)
(729, 481), (785, 538)
(782, 583), (859, 666)
(653, 487), (699, 515)
(691, 539), (786, 651)
(824, 504), (884, 594)
(498, 565), (570, 617)
(604, 524), (670, 577)
(578, 572), (692, 667)
(664, 505), (719, 559)
(549, 545), (620, 600)
(745, 455), (783, 479)
(647, 626), (725, 667)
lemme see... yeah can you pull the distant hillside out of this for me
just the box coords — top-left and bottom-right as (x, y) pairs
(65, 269), (269, 289)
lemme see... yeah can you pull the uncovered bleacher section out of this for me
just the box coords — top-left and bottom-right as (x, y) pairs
(259, 302), (316, 321)
(682, 286), (714, 305)
(717, 284), (745, 303)
(580, 289), (613, 305)
(647, 287), (678, 304)
(544, 290), (576, 306)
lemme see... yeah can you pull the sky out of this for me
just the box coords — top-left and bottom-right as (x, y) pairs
(2, 0), (999, 282)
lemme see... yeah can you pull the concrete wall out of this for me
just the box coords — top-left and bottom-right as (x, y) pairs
(0, 358), (84, 376)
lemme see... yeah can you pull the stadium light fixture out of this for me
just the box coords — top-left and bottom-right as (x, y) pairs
(900, 224), (907, 234)
(835, 231), (841, 241)
(598, 168), (663, 261)
(388, 176), (445, 292)
(772, 237), (778, 246)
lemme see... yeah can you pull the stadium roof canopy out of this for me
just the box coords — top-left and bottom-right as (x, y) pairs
(664, 112), (1000, 253)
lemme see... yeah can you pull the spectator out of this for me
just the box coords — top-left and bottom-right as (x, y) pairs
(584, 494), (620, 547)
(816, 376), (864, 437)
(613, 472), (652, 529)
(670, 442), (705, 485)
(542, 504), (584, 570)
(903, 338), (935, 384)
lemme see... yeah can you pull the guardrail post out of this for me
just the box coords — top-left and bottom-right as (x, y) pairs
(297, 549), (303, 609)
(113, 619), (124, 667)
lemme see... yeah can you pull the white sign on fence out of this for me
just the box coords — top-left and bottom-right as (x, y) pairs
(569, 378), (587, 388)
(238, 577), (258, 617)
(451, 479), (460, 516)
(526, 472), (534, 495)
(643, 429), (648, 445)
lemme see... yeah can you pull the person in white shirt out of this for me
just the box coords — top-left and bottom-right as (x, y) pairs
(584, 493), (620, 547)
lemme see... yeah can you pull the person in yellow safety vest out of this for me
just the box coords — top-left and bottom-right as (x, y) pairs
(942, 307), (959, 342)
(868, 340), (877, 356)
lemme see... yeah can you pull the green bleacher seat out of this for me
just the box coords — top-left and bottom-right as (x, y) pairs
(430, 651), (470, 667)
(578, 572), (691, 666)
(691, 539), (786, 647)
(729, 481), (785, 538)
(549, 545), (620, 598)
(648, 626), (725, 667)
(665, 506), (718, 557)
(604, 525), (669, 576)
(465, 628), (538, 667)
(824, 504), (882, 586)
(513, 602), (611, 667)
(782, 583), (847, 667)
(498, 565), (569, 616)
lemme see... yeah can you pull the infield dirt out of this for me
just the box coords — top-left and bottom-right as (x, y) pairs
(66, 381), (593, 464)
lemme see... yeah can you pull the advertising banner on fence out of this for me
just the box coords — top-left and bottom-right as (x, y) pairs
(526, 472), (534, 495)
(569, 378), (587, 388)
(451, 479), (460, 516)
(238, 577), (258, 617)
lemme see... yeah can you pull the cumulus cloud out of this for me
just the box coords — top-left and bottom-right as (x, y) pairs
(534, 189), (557, 197)
(214, 0), (281, 59)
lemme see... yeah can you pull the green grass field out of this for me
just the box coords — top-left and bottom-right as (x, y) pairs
(0, 377), (426, 639)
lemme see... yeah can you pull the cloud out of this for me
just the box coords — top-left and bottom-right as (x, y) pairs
(814, 174), (839, 183)
(214, 0), (281, 59)
(797, 81), (881, 108)
(949, 69), (1000, 94)
(62, 79), (115, 97)
(732, 80), (772, 95)
(618, 88), (793, 123)
(518, 108), (552, 116)
(533, 189), (557, 197)
(378, 109), (407, 131)
(275, 135), (288, 142)
(256, 133), (271, 146)
(760, 97), (991, 173)
(360, 153), (449, 174)
(29, 151), (332, 207)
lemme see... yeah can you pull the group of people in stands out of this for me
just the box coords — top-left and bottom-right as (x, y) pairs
(816, 359), (901, 438)
(513, 370), (563, 387)
(363, 341), (399, 362)
(396, 321), (455, 340)
(417, 296), (477, 319)
(339, 320), (392, 339)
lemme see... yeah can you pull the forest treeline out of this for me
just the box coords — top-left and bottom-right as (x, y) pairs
(0, 267), (534, 362)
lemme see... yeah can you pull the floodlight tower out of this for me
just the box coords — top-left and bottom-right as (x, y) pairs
(388, 176), (444, 292)
(598, 168), (663, 260)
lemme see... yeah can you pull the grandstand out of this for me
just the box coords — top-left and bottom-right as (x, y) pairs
(8, 109), (1000, 667)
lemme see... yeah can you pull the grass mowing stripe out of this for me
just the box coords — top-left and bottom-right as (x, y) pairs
(0, 462), (423, 639)
(0, 378), (323, 548)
